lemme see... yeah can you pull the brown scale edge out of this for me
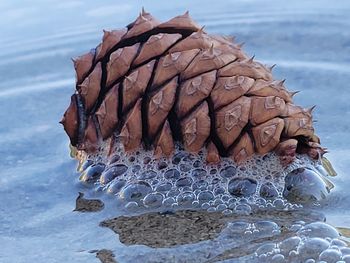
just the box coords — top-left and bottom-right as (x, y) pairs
(98, 29), (196, 149)
(90, 38), (194, 151)
(161, 48), (205, 146)
(206, 71), (230, 157)
(175, 56), (241, 123)
(139, 33), (192, 149)
(172, 53), (244, 158)
(69, 13), (201, 150)
(146, 76), (178, 144)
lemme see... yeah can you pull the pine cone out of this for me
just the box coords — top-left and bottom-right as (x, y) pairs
(61, 10), (323, 165)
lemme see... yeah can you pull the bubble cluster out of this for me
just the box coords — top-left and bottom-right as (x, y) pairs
(253, 222), (350, 262)
(76, 140), (323, 213)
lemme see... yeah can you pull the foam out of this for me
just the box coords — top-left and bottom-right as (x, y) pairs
(252, 221), (348, 262)
(76, 138), (321, 213)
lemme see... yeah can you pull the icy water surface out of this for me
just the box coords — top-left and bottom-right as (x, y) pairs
(1, 0), (350, 262)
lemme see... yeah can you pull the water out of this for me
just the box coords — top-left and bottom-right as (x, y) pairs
(1, 0), (350, 262)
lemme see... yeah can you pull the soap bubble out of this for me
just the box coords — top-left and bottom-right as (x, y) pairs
(119, 181), (152, 202)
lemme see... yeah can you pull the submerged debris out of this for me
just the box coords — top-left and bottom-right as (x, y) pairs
(74, 192), (104, 212)
(93, 249), (118, 263)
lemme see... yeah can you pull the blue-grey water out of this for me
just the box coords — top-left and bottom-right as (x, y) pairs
(1, 0), (350, 262)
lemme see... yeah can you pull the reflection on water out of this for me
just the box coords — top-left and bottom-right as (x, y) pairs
(1, 0), (350, 262)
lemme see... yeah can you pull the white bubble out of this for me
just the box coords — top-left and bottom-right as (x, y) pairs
(201, 202), (210, 209)
(125, 201), (139, 210)
(319, 248), (342, 262)
(331, 239), (347, 248)
(279, 236), (301, 256)
(298, 222), (340, 239)
(271, 254), (285, 263)
(143, 192), (164, 208)
(234, 204), (252, 215)
(297, 237), (330, 260)
(162, 197), (175, 207)
(342, 255), (350, 263)
(207, 207), (216, 212)
(255, 243), (277, 256)
(216, 204), (227, 211)
(255, 221), (280, 235)
(341, 247), (350, 256)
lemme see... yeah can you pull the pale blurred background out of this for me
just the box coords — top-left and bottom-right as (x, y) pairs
(1, 0), (350, 262)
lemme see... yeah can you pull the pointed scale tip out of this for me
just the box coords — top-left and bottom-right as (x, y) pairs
(269, 64), (276, 71)
(248, 55), (255, 63)
(290, 90), (300, 97)
(308, 105), (316, 113)
(237, 42), (245, 48)
(278, 79), (286, 86)
(138, 12), (145, 20)
(226, 35), (235, 43)
(199, 25), (206, 33)
(276, 79), (286, 87)
(59, 116), (65, 125)
(103, 29), (111, 37)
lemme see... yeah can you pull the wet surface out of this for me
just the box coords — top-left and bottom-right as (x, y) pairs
(100, 209), (325, 248)
(1, 0), (350, 262)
